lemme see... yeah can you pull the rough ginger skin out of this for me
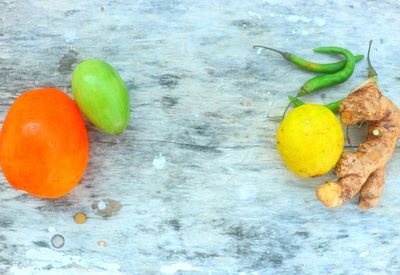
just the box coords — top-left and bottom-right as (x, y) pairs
(316, 79), (400, 210)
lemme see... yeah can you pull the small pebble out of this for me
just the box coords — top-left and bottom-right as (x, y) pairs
(74, 212), (87, 224)
(98, 240), (107, 247)
(372, 129), (380, 136)
(51, 234), (65, 249)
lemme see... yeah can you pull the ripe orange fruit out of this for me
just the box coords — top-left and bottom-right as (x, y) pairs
(0, 88), (89, 198)
(276, 104), (344, 177)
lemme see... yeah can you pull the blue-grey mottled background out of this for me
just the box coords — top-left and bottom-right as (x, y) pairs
(1, 0), (400, 274)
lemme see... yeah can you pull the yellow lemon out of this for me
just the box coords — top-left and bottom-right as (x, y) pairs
(276, 104), (344, 177)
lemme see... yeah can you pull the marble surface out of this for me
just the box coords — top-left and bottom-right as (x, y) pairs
(1, 0), (400, 274)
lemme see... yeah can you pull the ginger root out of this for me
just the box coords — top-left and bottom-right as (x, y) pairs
(316, 79), (400, 210)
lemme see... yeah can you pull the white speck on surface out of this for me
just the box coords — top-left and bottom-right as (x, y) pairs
(96, 262), (121, 271)
(248, 11), (262, 20)
(97, 200), (107, 211)
(48, 226), (56, 234)
(237, 185), (258, 201)
(287, 14), (312, 23)
(286, 15), (300, 22)
(359, 250), (370, 257)
(256, 48), (263, 55)
(21, 247), (123, 274)
(26, 248), (79, 268)
(299, 15), (312, 22)
(301, 30), (309, 36)
(64, 31), (76, 43)
(153, 153), (167, 170)
(269, 12), (275, 17)
(160, 262), (201, 274)
(9, 266), (114, 275)
(314, 17), (326, 26)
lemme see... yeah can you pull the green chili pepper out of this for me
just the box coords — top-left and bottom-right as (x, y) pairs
(297, 47), (356, 97)
(279, 47), (356, 118)
(288, 96), (343, 113)
(324, 99), (344, 113)
(367, 40), (377, 82)
(287, 96), (305, 108)
(253, 45), (363, 74)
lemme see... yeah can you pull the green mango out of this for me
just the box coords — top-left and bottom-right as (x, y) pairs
(72, 59), (130, 135)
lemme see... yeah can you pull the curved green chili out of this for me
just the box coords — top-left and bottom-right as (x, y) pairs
(324, 99), (344, 113)
(288, 96), (343, 113)
(367, 40), (377, 82)
(287, 96), (305, 108)
(297, 47), (356, 97)
(253, 45), (363, 74)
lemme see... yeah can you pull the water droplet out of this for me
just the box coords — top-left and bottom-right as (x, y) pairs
(51, 234), (65, 249)
(359, 250), (370, 257)
(98, 200), (107, 211)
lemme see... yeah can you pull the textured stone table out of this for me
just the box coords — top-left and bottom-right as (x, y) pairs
(1, 0), (400, 274)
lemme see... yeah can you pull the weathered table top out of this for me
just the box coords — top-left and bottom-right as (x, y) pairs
(1, 0), (400, 274)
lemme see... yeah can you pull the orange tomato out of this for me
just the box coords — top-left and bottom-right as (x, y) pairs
(0, 88), (89, 198)
(0, 130), (2, 169)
